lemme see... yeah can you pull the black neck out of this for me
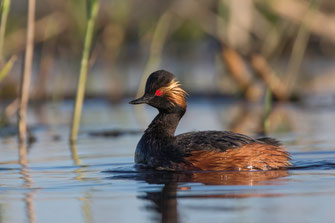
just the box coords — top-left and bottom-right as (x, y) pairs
(145, 108), (185, 137)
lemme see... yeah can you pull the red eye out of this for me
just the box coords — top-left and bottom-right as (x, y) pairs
(155, 90), (163, 96)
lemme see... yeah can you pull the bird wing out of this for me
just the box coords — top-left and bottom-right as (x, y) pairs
(174, 131), (289, 171)
(175, 130), (263, 153)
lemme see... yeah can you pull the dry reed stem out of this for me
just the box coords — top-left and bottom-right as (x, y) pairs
(222, 48), (251, 89)
(222, 47), (261, 101)
(18, 0), (35, 143)
(19, 142), (28, 166)
(250, 54), (289, 100)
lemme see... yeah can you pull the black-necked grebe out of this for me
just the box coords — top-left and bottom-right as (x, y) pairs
(130, 70), (291, 171)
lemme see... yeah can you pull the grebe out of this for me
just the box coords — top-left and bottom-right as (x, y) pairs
(130, 70), (291, 171)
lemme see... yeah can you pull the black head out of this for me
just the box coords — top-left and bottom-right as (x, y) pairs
(129, 70), (187, 112)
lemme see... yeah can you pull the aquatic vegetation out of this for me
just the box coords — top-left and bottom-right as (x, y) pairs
(0, 0), (11, 61)
(71, 0), (100, 143)
(18, 0), (35, 143)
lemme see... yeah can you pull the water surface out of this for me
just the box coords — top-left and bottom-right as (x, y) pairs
(1, 100), (335, 223)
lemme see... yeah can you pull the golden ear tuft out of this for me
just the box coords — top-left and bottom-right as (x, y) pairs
(160, 79), (188, 109)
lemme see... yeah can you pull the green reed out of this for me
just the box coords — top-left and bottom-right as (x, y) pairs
(0, 0), (16, 83)
(70, 0), (99, 143)
(0, 55), (16, 82)
(0, 0), (10, 61)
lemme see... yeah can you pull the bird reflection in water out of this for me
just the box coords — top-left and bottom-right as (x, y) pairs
(109, 168), (289, 223)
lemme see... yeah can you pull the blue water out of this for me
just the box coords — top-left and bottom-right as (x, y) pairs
(1, 100), (335, 223)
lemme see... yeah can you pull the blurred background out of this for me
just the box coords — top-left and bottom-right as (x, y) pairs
(1, 0), (335, 128)
(2, 1), (335, 222)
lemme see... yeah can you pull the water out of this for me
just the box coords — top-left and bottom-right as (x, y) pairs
(1, 99), (335, 223)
